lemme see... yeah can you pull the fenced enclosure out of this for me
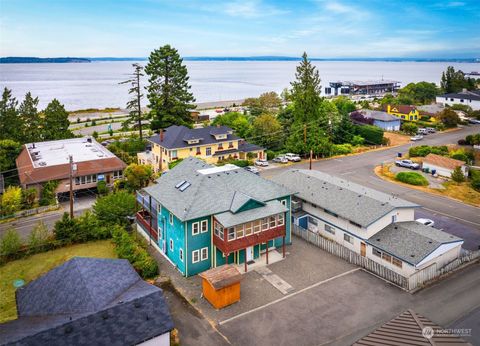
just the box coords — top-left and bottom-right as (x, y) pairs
(292, 224), (480, 291)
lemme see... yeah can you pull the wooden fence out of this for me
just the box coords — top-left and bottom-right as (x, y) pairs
(292, 224), (480, 291)
(0, 203), (59, 221)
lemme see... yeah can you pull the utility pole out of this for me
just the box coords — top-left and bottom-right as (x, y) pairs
(303, 124), (307, 144)
(69, 155), (74, 218)
(309, 150), (313, 170)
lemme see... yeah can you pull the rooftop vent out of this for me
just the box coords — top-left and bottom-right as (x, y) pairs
(38, 161), (47, 167)
(175, 180), (186, 188)
(178, 181), (191, 192)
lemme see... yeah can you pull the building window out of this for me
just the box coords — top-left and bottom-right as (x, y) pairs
(392, 257), (403, 268)
(372, 248), (382, 257)
(245, 222), (253, 236)
(169, 213), (173, 225)
(171, 150), (178, 159)
(344, 233), (353, 245)
(325, 224), (335, 234)
(382, 253), (392, 263)
(281, 199), (287, 206)
(192, 222), (199, 235)
(250, 220), (259, 233)
(460, 99), (464, 103)
(277, 213), (284, 226)
(206, 147), (211, 156)
(196, 147), (201, 155)
(228, 228), (235, 241)
(201, 247), (208, 261)
(218, 143), (224, 150)
(235, 224), (244, 239)
(392, 214), (397, 223)
(261, 218), (268, 231)
(179, 249), (184, 262)
(113, 170), (122, 179)
(169, 239), (174, 251)
(75, 174), (97, 185)
(269, 216), (276, 228)
(214, 222), (224, 239)
(228, 141), (233, 148)
(192, 250), (200, 263)
(201, 220), (208, 233)
(308, 216), (318, 226)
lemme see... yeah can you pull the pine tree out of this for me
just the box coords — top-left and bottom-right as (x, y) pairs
(42, 99), (73, 140)
(0, 88), (22, 141)
(119, 63), (144, 139)
(19, 92), (41, 142)
(145, 45), (196, 130)
(290, 52), (322, 123)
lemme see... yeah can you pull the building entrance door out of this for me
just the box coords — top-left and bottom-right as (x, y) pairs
(246, 246), (254, 262)
(360, 242), (366, 257)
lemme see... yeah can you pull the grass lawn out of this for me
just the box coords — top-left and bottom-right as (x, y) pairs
(0, 240), (117, 324)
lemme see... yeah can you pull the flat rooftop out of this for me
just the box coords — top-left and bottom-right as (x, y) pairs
(331, 80), (400, 86)
(26, 137), (116, 169)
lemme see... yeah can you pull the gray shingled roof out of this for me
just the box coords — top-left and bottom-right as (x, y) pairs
(368, 221), (463, 266)
(360, 109), (400, 122)
(143, 157), (292, 222)
(238, 141), (264, 152)
(0, 258), (173, 346)
(271, 169), (419, 228)
(216, 200), (287, 228)
(148, 125), (240, 149)
(441, 90), (480, 101)
(229, 191), (265, 213)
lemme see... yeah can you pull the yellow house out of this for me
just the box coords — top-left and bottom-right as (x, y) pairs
(385, 105), (437, 122)
(140, 125), (265, 172)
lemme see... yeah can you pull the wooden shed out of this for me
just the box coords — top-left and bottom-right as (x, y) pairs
(199, 265), (242, 309)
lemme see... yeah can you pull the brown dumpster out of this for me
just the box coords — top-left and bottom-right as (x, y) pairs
(199, 265), (242, 309)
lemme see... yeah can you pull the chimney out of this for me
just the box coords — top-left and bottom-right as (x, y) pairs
(160, 129), (164, 142)
(462, 88), (467, 93)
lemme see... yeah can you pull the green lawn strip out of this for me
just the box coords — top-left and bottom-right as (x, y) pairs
(0, 240), (117, 323)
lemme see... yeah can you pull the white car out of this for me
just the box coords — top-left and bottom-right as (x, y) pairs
(254, 159), (269, 167)
(410, 135), (424, 141)
(416, 218), (435, 227)
(272, 156), (288, 164)
(285, 153), (301, 162)
(244, 166), (259, 174)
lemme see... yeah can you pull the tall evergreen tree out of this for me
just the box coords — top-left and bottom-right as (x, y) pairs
(145, 45), (195, 130)
(0, 88), (22, 141)
(42, 99), (73, 140)
(119, 63), (144, 139)
(290, 52), (322, 123)
(19, 92), (41, 142)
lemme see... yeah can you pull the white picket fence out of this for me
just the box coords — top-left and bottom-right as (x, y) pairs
(292, 224), (480, 291)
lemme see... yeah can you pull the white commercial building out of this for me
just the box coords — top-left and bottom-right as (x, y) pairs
(436, 90), (480, 110)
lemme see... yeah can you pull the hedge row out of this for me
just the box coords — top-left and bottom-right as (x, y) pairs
(409, 145), (449, 157)
(396, 172), (429, 186)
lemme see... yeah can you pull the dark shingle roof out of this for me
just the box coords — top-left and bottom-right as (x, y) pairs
(238, 141), (264, 152)
(360, 109), (400, 122)
(441, 90), (480, 101)
(271, 170), (418, 228)
(368, 221), (463, 265)
(149, 125), (240, 149)
(0, 258), (173, 346)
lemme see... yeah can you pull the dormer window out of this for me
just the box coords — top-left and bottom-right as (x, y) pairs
(186, 139), (201, 145)
(213, 134), (227, 140)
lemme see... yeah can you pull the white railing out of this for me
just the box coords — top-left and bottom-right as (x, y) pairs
(292, 224), (480, 291)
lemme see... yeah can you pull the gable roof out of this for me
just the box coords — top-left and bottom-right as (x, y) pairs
(441, 90), (480, 101)
(148, 125), (240, 149)
(216, 200), (287, 228)
(229, 191), (265, 213)
(0, 258), (174, 346)
(143, 157), (292, 222)
(200, 265), (242, 290)
(359, 109), (400, 122)
(271, 170), (418, 228)
(368, 221), (463, 265)
(354, 309), (471, 346)
(423, 153), (466, 170)
(385, 104), (435, 117)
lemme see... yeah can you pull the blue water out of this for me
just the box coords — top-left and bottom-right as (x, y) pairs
(0, 60), (478, 111)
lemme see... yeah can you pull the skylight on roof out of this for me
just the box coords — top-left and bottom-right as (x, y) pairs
(175, 180), (186, 189)
(178, 181), (191, 192)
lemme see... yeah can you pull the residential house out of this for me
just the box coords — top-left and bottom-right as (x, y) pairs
(271, 169), (464, 278)
(422, 153), (468, 178)
(136, 157), (293, 276)
(139, 125), (264, 172)
(0, 257), (174, 346)
(436, 89), (480, 110)
(385, 104), (436, 122)
(352, 109), (401, 131)
(16, 137), (126, 195)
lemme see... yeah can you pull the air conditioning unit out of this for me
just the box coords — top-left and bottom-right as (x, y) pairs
(291, 200), (302, 212)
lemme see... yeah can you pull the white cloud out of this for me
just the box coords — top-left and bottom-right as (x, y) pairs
(223, 0), (288, 18)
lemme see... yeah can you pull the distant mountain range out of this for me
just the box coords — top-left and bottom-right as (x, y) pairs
(1, 56), (478, 64)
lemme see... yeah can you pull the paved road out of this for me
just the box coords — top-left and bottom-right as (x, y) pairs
(0, 196), (96, 239)
(262, 125), (480, 230)
(73, 121), (124, 136)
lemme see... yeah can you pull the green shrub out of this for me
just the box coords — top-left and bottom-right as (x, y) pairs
(0, 228), (22, 259)
(471, 178), (480, 192)
(168, 158), (183, 170)
(396, 172), (429, 186)
(53, 213), (79, 243)
(409, 145), (449, 157)
(451, 167), (466, 183)
(39, 180), (59, 206)
(354, 125), (384, 145)
(93, 191), (136, 228)
(27, 222), (51, 254)
(97, 180), (108, 195)
(332, 144), (353, 155)
(350, 135), (364, 146)
(266, 150), (275, 160)
(401, 122), (418, 135)
(22, 188), (37, 209)
(1, 186), (22, 216)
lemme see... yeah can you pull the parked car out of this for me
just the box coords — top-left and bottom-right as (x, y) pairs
(416, 218), (435, 227)
(244, 166), (260, 175)
(255, 159), (269, 167)
(410, 135), (424, 141)
(272, 156), (288, 164)
(395, 159), (420, 170)
(418, 128), (428, 135)
(426, 127), (436, 133)
(468, 118), (480, 124)
(285, 153), (301, 162)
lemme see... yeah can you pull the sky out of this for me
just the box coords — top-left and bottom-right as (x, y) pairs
(0, 0), (479, 58)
